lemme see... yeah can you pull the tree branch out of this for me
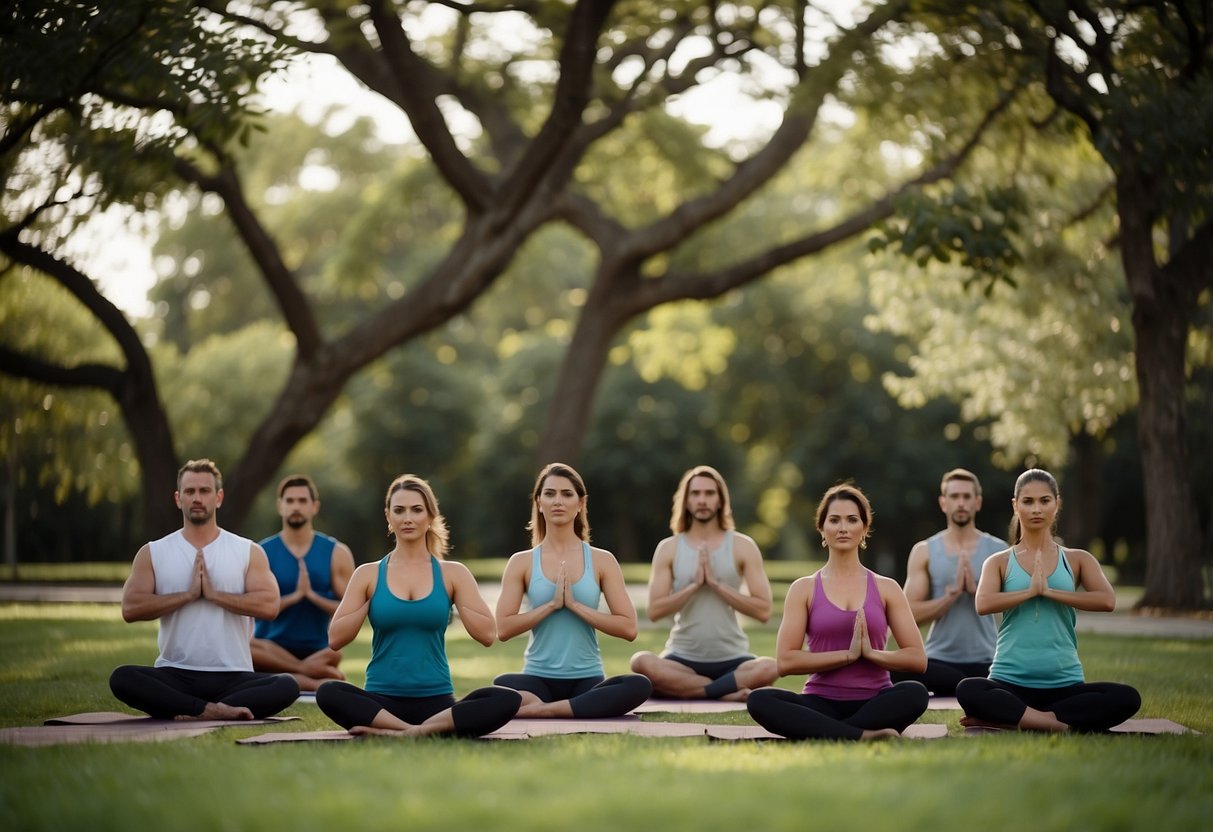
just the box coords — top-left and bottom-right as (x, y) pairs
(367, 0), (492, 210)
(172, 157), (325, 359)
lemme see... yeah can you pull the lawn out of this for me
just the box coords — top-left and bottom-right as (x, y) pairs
(0, 602), (1210, 832)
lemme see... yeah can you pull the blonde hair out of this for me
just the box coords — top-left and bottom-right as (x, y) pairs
(385, 474), (449, 557)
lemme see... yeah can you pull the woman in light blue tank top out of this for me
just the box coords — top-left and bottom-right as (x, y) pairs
(316, 475), (520, 737)
(956, 469), (1140, 733)
(493, 463), (652, 718)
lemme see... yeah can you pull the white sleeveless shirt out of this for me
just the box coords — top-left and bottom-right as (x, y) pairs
(150, 528), (255, 671)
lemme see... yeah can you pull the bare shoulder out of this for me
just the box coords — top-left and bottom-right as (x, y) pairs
(731, 532), (763, 559)
(787, 573), (817, 600)
(591, 546), (620, 566)
(1062, 547), (1098, 568)
(651, 536), (677, 562)
(503, 550), (533, 579)
(440, 559), (475, 580)
(874, 572), (906, 598)
(906, 539), (929, 564)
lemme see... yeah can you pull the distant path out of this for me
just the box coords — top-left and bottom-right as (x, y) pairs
(2, 583), (1211, 639)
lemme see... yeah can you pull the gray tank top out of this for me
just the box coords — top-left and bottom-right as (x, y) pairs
(924, 531), (1005, 663)
(662, 532), (751, 662)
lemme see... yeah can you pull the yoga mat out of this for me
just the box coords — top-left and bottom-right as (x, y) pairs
(926, 697), (961, 710)
(633, 699), (748, 714)
(706, 723), (948, 741)
(2, 714), (297, 747)
(237, 726), (530, 743)
(44, 712), (299, 728)
(964, 718), (1197, 736)
(506, 718), (707, 737)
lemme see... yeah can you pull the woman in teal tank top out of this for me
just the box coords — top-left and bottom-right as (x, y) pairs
(956, 469), (1140, 733)
(316, 475), (520, 737)
(493, 463), (652, 718)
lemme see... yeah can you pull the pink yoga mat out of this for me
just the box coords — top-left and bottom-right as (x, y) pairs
(633, 699), (748, 714)
(706, 723), (949, 740)
(44, 711), (299, 728)
(964, 718), (1196, 736)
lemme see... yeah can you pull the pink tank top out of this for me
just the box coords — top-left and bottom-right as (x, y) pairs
(802, 569), (892, 700)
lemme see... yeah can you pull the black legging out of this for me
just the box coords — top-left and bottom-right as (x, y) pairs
(891, 659), (991, 697)
(316, 681), (521, 737)
(109, 665), (300, 719)
(955, 677), (1141, 732)
(746, 681), (929, 741)
(493, 672), (652, 718)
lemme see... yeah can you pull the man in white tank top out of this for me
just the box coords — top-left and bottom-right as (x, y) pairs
(630, 466), (778, 700)
(108, 459), (299, 719)
(896, 468), (1005, 696)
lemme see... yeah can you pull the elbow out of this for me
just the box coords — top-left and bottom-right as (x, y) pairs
(121, 605), (139, 624)
(476, 632), (495, 648)
(908, 651), (928, 674)
(776, 656), (794, 677)
(619, 623), (639, 642)
(1098, 595), (1116, 613)
(754, 606), (772, 625)
(975, 600), (994, 616)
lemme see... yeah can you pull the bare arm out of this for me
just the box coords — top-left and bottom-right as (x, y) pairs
(903, 542), (960, 624)
(446, 561), (497, 647)
(1042, 549), (1117, 612)
(708, 535), (772, 623)
(860, 577), (928, 672)
(120, 544), (200, 622)
(974, 552), (1031, 615)
(495, 552), (558, 642)
(305, 542), (354, 616)
(201, 544), (280, 620)
(565, 549), (639, 640)
(328, 563), (375, 650)
(645, 538), (701, 621)
(773, 576), (858, 677)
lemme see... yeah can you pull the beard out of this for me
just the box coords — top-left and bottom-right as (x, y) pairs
(186, 507), (213, 526)
(286, 515), (308, 530)
(950, 512), (972, 527)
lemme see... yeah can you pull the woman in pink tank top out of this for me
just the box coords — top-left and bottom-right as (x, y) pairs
(747, 484), (929, 740)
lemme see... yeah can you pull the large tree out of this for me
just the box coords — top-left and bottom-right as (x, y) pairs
(928, 1), (1212, 609)
(2, 0), (998, 534)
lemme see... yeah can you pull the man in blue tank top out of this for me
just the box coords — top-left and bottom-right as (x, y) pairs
(895, 468), (1006, 696)
(250, 475), (355, 691)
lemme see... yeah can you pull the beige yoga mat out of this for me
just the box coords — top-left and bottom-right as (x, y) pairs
(633, 699), (748, 714)
(706, 723), (949, 740)
(239, 720), (724, 743)
(964, 718), (1197, 736)
(2, 713), (298, 747)
(926, 697), (961, 710)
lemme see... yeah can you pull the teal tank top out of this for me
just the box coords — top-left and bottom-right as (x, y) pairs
(522, 543), (604, 678)
(364, 555), (454, 697)
(989, 546), (1084, 688)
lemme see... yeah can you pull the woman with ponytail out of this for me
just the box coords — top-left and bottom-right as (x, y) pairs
(955, 469), (1140, 732)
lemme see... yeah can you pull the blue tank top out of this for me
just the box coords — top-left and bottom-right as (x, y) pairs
(989, 546), (1084, 688)
(254, 532), (338, 652)
(522, 543), (604, 678)
(364, 555), (454, 697)
(803, 570), (891, 700)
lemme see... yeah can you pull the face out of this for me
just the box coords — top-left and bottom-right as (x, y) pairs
(939, 479), (981, 528)
(821, 498), (867, 552)
(386, 488), (431, 543)
(176, 471), (222, 527)
(537, 475), (583, 527)
(1012, 480), (1059, 533)
(278, 485), (318, 530)
(686, 475), (722, 525)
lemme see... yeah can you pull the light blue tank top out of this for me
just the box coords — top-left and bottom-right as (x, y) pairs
(365, 555), (454, 697)
(522, 543), (604, 678)
(989, 547), (1084, 688)
(923, 531), (1003, 662)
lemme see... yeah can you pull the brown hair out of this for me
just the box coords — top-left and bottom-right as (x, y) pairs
(277, 474), (318, 500)
(528, 462), (590, 546)
(940, 467), (981, 496)
(669, 465), (735, 534)
(1009, 468), (1060, 544)
(814, 483), (874, 547)
(177, 459), (222, 491)
(385, 474), (449, 557)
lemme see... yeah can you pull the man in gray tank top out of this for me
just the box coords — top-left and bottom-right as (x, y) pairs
(630, 466), (778, 700)
(894, 468), (1006, 696)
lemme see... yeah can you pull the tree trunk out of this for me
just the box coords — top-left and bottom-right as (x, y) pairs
(1119, 176), (1207, 610)
(1060, 431), (1101, 551)
(539, 277), (635, 466)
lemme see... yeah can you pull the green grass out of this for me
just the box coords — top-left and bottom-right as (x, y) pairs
(1, 603), (1210, 832)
